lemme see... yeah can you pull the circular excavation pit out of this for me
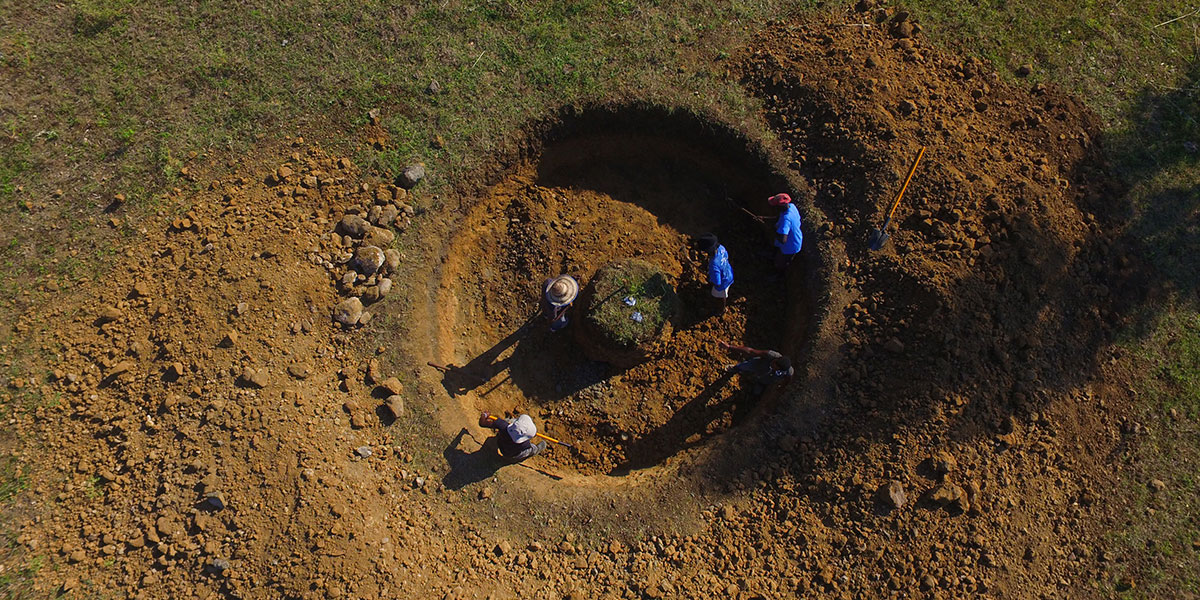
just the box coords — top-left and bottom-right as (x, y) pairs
(434, 108), (816, 476)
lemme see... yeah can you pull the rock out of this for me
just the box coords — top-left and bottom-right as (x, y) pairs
(209, 558), (231, 574)
(287, 364), (310, 379)
(383, 249), (401, 274)
(355, 446), (372, 458)
(362, 285), (383, 304)
(97, 306), (123, 323)
(494, 540), (511, 556)
(378, 205), (400, 228)
(277, 165), (293, 180)
(884, 337), (905, 353)
(359, 310), (373, 326)
(385, 395), (404, 419)
(363, 226), (395, 248)
(333, 297), (364, 326)
(932, 451), (957, 474)
(240, 368), (268, 388)
(350, 413), (369, 429)
(1016, 64), (1032, 77)
(478, 486), (493, 500)
(107, 361), (135, 377)
(377, 278), (392, 297)
(397, 164), (426, 189)
(881, 480), (907, 510)
(721, 505), (737, 522)
(131, 281), (151, 298)
(891, 21), (913, 38)
(167, 362), (185, 378)
(380, 377), (403, 396)
(338, 215), (371, 238)
(1149, 479), (1166, 492)
(855, 0), (875, 11)
(156, 515), (183, 538)
(218, 331), (238, 348)
(204, 491), (226, 510)
(69, 549), (85, 563)
(352, 246), (385, 275)
(929, 483), (969, 513)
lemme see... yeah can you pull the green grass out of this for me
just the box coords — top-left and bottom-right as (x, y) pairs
(586, 260), (680, 348)
(1108, 305), (1200, 596)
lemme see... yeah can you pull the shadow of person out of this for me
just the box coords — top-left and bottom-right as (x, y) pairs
(440, 313), (540, 397)
(442, 428), (503, 490)
(610, 369), (743, 475)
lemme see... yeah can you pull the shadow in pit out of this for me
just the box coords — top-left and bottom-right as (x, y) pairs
(442, 428), (563, 490)
(611, 370), (757, 475)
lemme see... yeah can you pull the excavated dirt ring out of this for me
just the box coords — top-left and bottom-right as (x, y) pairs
(432, 108), (823, 477)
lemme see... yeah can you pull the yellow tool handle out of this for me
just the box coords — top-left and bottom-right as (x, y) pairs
(887, 146), (926, 222)
(483, 415), (566, 446)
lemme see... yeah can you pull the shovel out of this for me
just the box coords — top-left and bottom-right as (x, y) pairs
(869, 145), (926, 251)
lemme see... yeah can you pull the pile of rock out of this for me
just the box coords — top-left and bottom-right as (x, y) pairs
(309, 168), (420, 328)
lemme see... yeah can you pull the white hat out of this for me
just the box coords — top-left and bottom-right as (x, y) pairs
(545, 275), (579, 307)
(506, 414), (537, 444)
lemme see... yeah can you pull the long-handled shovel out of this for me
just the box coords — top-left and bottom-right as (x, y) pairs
(868, 145), (926, 251)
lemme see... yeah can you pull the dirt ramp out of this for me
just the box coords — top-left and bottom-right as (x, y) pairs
(431, 107), (825, 477)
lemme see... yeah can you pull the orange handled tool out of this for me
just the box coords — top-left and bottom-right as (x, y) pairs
(869, 145), (926, 251)
(483, 414), (573, 448)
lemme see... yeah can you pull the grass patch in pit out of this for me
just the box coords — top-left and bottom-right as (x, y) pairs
(585, 260), (680, 349)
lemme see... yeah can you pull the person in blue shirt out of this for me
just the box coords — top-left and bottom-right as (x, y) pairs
(768, 193), (803, 269)
(697, 233), (733, 313)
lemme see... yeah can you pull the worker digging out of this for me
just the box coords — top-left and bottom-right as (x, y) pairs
(478, 412), (547, 462)
(768, 192), (803, 270)
(697, 233), (734, 314)
(542, 274), (579, 332)
(717, 340), (794, 398)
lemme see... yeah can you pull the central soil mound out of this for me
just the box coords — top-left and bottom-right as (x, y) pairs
(576, 258), (681, 368)
(431, 110), (819, 475)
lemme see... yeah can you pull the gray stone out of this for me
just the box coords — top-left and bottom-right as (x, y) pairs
(363, 226), (395, 248)
(356, 446), (373, 458)
(352, 246), (385, 275)
(397, 164), (425, 189)
(379, 205), (399, 227)
(204, 492), (226, 510)
(377, 278), (392, 296)
(333, 297), (364, 326)
(338, 215), (370, 238)
(383, 249), (401, 274)
(882, 480), (907, 510)
(209, 558), (231, 573)
(386, 395), (404, 419)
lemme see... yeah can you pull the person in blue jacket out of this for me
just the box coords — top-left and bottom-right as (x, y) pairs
(697, 233), (733, 313)
(768, 193), (803, 270)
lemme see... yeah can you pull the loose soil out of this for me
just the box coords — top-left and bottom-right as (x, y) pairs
(5, 9), (1155, 600)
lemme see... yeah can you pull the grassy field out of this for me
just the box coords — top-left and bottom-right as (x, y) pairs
(1, 0), (1198, 596)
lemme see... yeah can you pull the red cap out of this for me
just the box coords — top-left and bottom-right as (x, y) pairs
(768, 193), (792, 206)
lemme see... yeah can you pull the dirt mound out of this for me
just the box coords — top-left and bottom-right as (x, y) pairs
(7, 9), (1142, 600)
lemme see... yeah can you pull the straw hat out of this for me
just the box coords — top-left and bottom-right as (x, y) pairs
(506, 414), (537, 444)
(545, 275), (579, 307)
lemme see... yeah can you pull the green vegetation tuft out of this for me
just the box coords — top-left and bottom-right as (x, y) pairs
(586, 260), (680, 348)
